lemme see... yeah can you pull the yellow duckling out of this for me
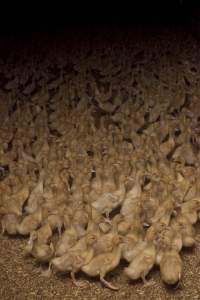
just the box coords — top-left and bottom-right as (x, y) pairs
(124, 243), (156, 284)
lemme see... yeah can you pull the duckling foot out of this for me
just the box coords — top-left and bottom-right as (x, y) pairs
(1, 224), (5, 235)
(104, 213), (112, 225)
(40, 263), (52, 277)
(57, 226), (62, 238)
(71, 271), (86, 288)
(41, 268), (52, 277)
(104, 217), (112, 225)
(173, 276), (183, 290)
(100, 276), (119, 291)
(142, 275), (155, 287)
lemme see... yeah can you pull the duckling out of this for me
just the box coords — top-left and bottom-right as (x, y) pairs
(121, 197), (142, 220)
(82, 242), (122, 290)
(154, 226), (182, 265)
(1, 186), (29, 216)
(145, 222), (167, 243)
(112, 213), (123, 225)
(29, 223), (52, 246)
(87, 206), (102, 224)
(101, 167), (117, 193)
(87, 206), (109, 233)
(171, 218), (195, 248)
(55, 226), (79, 256)
(124, 243), (156, 284)
(73, 209), (89, 228)
(122, 237), (147, 262)
(1, 213), (22, 235)
(92, 232), (121, 255)
(71, 208), (89, 237)
(91, 193), (121, 221)
(160, 250), (182, 285)
(51, 233), (97, 286)
(63, 213), (71, 229)
(31, 242), (54, 263)
(108, 213), (126, 234)
(118, 214), (144, 237)
(25, 170), (45, 214)
(63, 206), (73, 229)
(99, 221), (112, 233)
(71, 232), (98, 253)
(181, 223), (195, 248)
(91, 171), (125, 220)
(150, 197), (175, 225)
(88, 169), (103, 203)
(172, 213), (190, 226)
(44, 213), (63, 237)
(22, 218), (54, 263)
(17, 208), (42, 235)
(118, 218), (134, 235)
(180, 198), (200, 224)
(121, 176), (142, 217)
(86, 217), (101, 239)
(141, 195), (159, 226)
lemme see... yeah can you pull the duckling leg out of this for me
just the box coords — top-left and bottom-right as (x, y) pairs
(173, 273), (183, 290)
(23, 243), (33, 256)
(70, 271), (86, 288)
(100, 274), (119, 291)
(142, 274), (147, 284)
(142, 274), (155, 287)
(41, 262), (52, 277)
(1, 220), (5, 235)
(104, 212), (112, 225)
(57, 225), (62, 237)
(27, 234), (34, 247)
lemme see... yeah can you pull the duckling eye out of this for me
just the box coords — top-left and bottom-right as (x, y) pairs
(174, 128), (181, 137)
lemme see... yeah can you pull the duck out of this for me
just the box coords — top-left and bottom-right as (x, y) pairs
(159, 250), (182, 285)
(24, 171), (45, 214)
(1, 213), (22, 235)
(82, 239), (122, 290)
(51, 233), (97, 286)
(0, 185), (29, 216)
(55, 226), (79, 257)
(31, 242), (54, 263)
(91, 171), (125, 220)
(17, 208), (43, 235)
(124, 242), (156, 284)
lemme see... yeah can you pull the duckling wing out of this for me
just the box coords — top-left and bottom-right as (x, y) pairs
(82, 248), (121, 277)
(82, 255), (102, 277)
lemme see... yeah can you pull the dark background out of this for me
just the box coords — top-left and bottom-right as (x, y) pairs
(0, 0), (200, 35)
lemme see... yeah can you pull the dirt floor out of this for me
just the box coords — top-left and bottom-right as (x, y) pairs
(1, 24), (200, 299)
(1, 226), (200, 300)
